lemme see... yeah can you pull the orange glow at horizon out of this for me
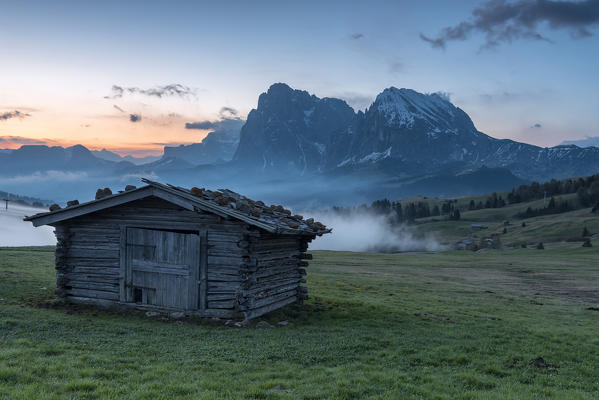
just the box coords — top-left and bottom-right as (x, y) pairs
(0, 109), (213, 157)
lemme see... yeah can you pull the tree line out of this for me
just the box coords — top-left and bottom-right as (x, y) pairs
(507, 174), (599, 207)
(332, 198), (461, 224)
(331, 173), (599, 224)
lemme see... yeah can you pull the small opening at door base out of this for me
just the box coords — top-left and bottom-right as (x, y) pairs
(133, 287), (143, 303)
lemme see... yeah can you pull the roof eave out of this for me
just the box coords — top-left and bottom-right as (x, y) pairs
(24, 186), (156, 227)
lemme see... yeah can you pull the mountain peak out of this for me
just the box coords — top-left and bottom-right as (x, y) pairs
(266, 82), (294, 94)
(372, 87), (458, 129)
(234, 83), (355, 172)
(375, 87), (451, 109)
(67, 144), (91, 153)
(257, 82), (314, 110)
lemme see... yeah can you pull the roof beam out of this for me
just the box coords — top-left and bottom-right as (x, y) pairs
(25, 186), (154, 227)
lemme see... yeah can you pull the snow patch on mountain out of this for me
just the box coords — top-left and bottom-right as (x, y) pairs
(375, 88), (454, 127)
(303, 107), (314, 125)
(358, 147), (392, 164)
(314, 142), (326, 155)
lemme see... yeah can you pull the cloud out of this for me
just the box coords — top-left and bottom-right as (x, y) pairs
(435, 91), (452, 102)
(421, 0), (599, 49)
(185, 107), (243, 130)
(218, 107), (239, 118)
(0, 136), (58, 146)
(561, 136), (599, 147)
(105, 84), (196, 99)
(129, 114), (141, 122)
(479, 91), (521, 103)
(113, 104), (125, 113)
(477, 89), (549, 104)
(0, 171), (89, 184)
(388, 60), (404, 74)
(350, 33), (364, 40)
(185, 121), (216, 130)
(0, 110), (31, 121)
(531, 123), (542, 128)
(119, 172), (160, 182)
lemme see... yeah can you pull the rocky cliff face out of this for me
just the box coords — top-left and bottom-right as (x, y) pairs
(232, 83), (355, 173)
(232, 83), (599, 181)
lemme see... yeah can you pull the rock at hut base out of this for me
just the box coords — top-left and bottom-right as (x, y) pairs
(255, 320), (275, 329)
(169, 311), (185, 319)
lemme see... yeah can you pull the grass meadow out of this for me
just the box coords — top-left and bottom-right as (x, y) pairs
(1, 246), (598, 399)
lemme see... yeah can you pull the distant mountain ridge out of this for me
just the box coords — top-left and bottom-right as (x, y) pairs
(233, 83), (599, 181)
(0, 144), (117, 175)
(561, 136), (599, 148)
(164, 118), (243, 165)
(92, 149), (160, 165)
(2, 82), (598, 206)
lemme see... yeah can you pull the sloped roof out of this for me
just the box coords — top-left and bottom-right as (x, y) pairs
(24, 179), (331, 236)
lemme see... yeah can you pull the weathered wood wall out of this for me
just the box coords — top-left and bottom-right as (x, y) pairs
(52, 196), (313, 319)
(238, 232), (311, 319)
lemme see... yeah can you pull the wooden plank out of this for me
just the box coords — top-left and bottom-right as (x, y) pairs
(207, 293), (237, 301)
(243, 296), (297, 320)
(207, 255), (246, 265)
(67, 248), (119, 259)
(131, 260), (190, 276)
(206, 272), (242, 281)
(68, 243), (120, 251)
(119, 225), (126, 302)
(68, 280), (119, 292)
(65, 273), (119, 282)
(69, 264), (120, 272)
(66, 257), (120, 265)
(251, 289), (298, 309)
(66, 288), (120, 301)
(189, 233), (200, 310)
(243, 279), (301, 295)
(207, 299), (236, 309)
(199, 230), (207, 310)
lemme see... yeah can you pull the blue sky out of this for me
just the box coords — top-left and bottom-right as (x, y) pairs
(1, 0), (598, 155)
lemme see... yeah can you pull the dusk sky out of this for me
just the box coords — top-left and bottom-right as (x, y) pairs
(1, 0), (598, 156)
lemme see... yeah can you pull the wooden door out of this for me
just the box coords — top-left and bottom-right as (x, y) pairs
(123, 228), (200, 310)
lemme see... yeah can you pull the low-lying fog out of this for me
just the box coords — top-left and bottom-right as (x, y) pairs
(0, 203), (55, 246)
(307, 210), (444, 252)
(0, 203), (444, 253)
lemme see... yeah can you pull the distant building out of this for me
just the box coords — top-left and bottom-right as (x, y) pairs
(470, 224), (488, 230)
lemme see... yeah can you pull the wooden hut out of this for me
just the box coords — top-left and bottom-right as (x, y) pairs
(25, 179), (330, 319)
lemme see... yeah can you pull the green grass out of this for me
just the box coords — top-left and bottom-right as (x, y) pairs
(1, 246), (599, 399)
(411, 196), (598, 246)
